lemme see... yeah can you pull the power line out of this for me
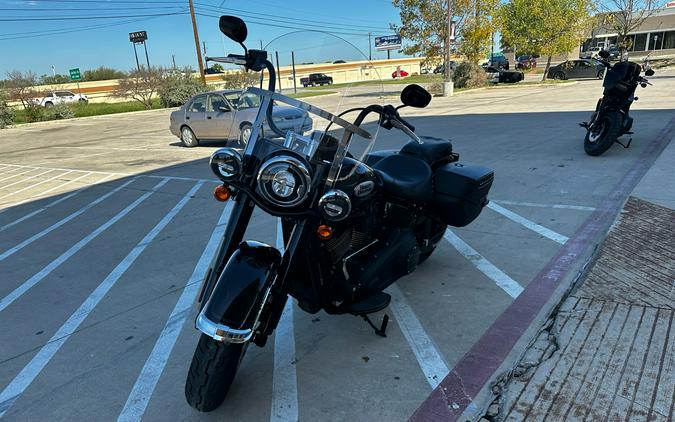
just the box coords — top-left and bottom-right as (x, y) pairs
(195, 11), (371, 37)
(194, 2), (391, 32)
(0, 15), (183, 41)
(0, 11), (187, 21)
(0, 6), (185, 11)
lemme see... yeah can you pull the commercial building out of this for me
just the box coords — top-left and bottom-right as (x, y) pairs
(582, 6), (675, 57)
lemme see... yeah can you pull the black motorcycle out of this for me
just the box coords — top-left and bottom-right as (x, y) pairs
(581, 49), (655, 156)
(185, 16), (494, 412)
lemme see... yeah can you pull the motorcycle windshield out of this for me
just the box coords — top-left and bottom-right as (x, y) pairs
(228, 30), (387, 191)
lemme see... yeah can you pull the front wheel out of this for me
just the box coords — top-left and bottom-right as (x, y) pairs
(597, 70), (605, 79)
(553, 72), (565, 80)
(185, 335), (246, 412)
(584, 110), (622, 156)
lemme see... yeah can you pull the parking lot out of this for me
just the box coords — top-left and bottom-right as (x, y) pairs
(0, 72), (674, 421)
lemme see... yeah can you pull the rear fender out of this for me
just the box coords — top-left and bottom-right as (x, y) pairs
(196, 241), (281, 343)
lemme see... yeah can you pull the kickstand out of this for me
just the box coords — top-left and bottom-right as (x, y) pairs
(616, 138), (632, 148)
(362, 314), (389, 337)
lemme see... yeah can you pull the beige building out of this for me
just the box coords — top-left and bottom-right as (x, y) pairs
(582, 6), (675, 58)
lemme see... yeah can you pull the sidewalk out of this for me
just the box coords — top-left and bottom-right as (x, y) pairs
(491, 139), (675, 421)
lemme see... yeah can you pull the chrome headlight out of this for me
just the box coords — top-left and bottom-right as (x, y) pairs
(318, 189), (351, 221)
(257, 155), (311, 207)
(210, 148), (242, 181)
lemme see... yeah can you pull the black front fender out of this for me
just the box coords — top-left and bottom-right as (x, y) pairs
(197, 241), (281, 342)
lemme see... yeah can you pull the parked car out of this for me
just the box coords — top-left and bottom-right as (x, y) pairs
(332, 60), (346, 64)
(170, 90), (313, 147)
(300, 73), (333, 87)
(32, 90), (88, 107)
(606, 46), (621, 61)
(546, 59), (605, 80)
(392, 68), (409, 78)
(516, 55), (537, 69)
(487, 54), (509, 70)
(433, 61), (457, 74)
(579, 46), (602, 59)
(484, 66), (524, 83)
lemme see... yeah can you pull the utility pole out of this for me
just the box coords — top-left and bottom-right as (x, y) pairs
(291, 51), (297, 94)
(368, 32), (372, 60)
(203, 41), (207, 70)
(172, 54), (176, 69)
(188, 0), (206, 83)
(275, 51), (282, 92)
(444, 0), (454, 96)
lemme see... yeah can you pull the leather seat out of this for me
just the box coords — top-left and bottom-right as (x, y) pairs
(400, 136), (453, 165)
(372, 154), (433, 204)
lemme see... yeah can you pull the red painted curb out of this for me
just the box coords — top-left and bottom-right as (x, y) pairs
(410, 113), (675, 421)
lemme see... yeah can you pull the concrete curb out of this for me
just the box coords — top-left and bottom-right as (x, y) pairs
(4, 107), (175, 130)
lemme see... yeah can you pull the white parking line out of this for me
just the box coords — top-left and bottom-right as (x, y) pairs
(0, 168), (34, 183)
(487, 202), (569, 245)
(387, 284), (449, 389)
(492, 200), (596, 211)
(271, 218), (299, 422)
(0, 178), (139, 262)
(117, 202), (231, 422)
(0, 178), (169, 313)
(0, 173), (103, 232)
(0, 163), (219, 184)
(0, 182), (201, 418)
(443, 229), (524, 298)
(0, 171), (73, 202)
(0, 169), (57, 191)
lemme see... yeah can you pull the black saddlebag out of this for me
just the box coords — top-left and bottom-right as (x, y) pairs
(430, 162), (494, 227)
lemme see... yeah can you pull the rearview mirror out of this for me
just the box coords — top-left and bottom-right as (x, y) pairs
(598, 50), (610, 59)
(645, 69), (655, 76)
(400, 84), (431, 108)
(219, 15), (247, 44)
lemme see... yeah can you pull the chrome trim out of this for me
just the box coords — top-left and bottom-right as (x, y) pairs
(318, 189), (352, 221)
(342, 239), (378, 281)
(195, 312), (253, 343)
(210, 148), (243, 181)
(256, 155), (311, 207)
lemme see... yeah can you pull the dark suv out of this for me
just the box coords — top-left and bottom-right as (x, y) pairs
(487, 54), (509, 70)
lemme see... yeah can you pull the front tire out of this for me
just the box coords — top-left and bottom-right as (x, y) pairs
(553, 72), (565, 80)
(584, 110), (622, 156)
(239, 123), (252, 146)
(185, 335), (246, 412)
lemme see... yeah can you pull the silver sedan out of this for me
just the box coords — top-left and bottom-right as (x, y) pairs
(170, 89), (312, 147)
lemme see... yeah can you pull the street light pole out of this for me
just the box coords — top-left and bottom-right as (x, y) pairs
(444, 0), (454, 96)
(188, 0), (206, 83)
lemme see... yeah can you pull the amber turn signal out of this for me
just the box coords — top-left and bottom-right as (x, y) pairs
(213, 185), (232, 202)
(316, 224), (333, 240)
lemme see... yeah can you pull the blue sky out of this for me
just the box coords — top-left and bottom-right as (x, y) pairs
(0, 0), (405, 76)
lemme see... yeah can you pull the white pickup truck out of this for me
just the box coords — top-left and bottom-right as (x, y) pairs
(33, 90), (88, 107)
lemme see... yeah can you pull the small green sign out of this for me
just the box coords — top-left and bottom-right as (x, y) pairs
(69, 68), (81, 81)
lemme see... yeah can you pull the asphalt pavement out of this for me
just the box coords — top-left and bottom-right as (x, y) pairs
(0, 71), (673, 421)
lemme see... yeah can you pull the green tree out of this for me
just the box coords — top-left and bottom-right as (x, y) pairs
(208, 63), (225, 73)
(598, 0), (657, 53)
(0, 89), (14, 129)
(392, 0), (496, 68)
(82, 66), (127, 81)
(221, 71), (259, 89)
(497, 0), (590, 80)
(158, 68), (207, 107)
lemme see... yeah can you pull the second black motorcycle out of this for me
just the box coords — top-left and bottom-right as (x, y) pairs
(581, 49), (655, 156)
(184, 16), (495, 412)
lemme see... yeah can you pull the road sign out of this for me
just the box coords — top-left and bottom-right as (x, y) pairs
(375, 35), (402, 51)
(69, 68), (81, 81)
(667, 0), (675, 7)
(129, 31), (148, 43)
